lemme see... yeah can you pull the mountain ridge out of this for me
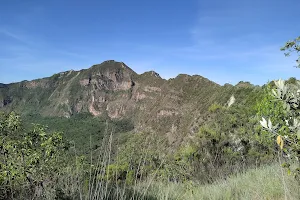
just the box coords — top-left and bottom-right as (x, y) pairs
(0, 60), (260, 141)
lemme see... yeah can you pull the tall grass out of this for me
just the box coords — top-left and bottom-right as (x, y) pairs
(54, 130), (159, 200)
(137, 164), (300, 200)
(56, 130), (300, 200)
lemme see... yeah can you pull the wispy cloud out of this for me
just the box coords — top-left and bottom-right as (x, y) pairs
(0, 29), (30, 44)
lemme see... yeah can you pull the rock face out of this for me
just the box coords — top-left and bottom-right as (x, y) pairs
(0, 60), (259, 139)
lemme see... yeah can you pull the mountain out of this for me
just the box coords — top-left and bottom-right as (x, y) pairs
(0, 60), (261, 142)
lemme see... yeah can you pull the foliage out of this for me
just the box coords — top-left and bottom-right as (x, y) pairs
(105, 132), (168, 184)
(254, 83), (286, 149)
(172, 95), (276, 183)
(260, 79), (300, 178)
(0, 112), (70, 199)
(208, 103), (225, 113)
(258, 37), (300, 179)
(22, 113), (134, 154)
(281, 36), (300, 67)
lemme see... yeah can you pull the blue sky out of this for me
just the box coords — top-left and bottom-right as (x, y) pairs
(0, 0), (299, 85)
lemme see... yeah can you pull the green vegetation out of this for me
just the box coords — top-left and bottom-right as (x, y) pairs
(0, 112), (70, 199)
(260, 37), (300, 180)
(22, 113), (134, 153)
(1, 111), (299, 199)
(281, 36), (300, 67)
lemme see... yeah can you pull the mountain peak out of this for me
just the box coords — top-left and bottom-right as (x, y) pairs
(235, 81), (254, 88)
(89, 60), (136, 75)
(141, 71), (161, 78)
